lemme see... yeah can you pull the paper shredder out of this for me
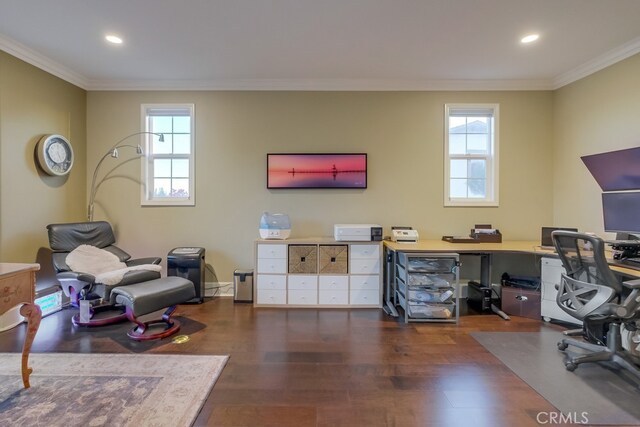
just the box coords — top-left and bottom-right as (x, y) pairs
(234, 269), (254, 303)
(168, 247), (205, 303)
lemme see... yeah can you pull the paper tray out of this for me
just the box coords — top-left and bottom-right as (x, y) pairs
(442, 235), (479, 243)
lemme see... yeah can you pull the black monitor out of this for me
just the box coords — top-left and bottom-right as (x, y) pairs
(582, 147), (640, 191)
(602, 192), (640, 234)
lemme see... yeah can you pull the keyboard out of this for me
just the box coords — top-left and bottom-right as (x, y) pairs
(607, 240), (640, 251)
(616, 258), (640, 270)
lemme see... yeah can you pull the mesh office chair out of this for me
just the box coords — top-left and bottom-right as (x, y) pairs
(552, 230), (640, 381)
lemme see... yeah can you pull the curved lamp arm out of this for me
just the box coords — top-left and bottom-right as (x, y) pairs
(87, 131), (164, 221)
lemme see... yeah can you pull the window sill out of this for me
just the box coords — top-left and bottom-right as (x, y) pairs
(444, 200), (499, 207)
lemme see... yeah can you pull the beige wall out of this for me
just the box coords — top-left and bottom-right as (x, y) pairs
(0, 51), (86, 263)
(87, 90), (553, 281)
(553, 54), (640, 237)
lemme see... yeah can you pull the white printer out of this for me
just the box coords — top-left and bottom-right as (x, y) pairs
(334, 224), (383, 241)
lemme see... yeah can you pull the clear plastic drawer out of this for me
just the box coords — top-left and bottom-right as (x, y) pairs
(408, 273), (455, 288)
(398, 254), (457, 273)
(398, 281), (454, 303)
(407, 302), (455, 319)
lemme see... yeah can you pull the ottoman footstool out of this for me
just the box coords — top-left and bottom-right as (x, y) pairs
(112, 276), (195, 341)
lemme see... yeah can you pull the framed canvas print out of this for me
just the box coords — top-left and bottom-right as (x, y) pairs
(267, 153), (367, 189)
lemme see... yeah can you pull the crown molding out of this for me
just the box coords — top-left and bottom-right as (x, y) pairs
(0, 34), (88, 89)
(86, 77), (554, 91)
(553, 36), (640, 89)
(2, 31), (638, 92)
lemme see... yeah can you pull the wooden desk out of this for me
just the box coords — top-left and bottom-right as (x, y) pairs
(382, 240), (640, 318)
(383, 240), (640, 278)
(0, 263), (41, 388)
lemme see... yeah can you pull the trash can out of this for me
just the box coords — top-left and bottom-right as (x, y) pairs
(168, 247), (206, 303)
(234, 269), (254, 303)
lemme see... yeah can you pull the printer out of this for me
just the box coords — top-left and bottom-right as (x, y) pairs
(334, 224), (382, 241)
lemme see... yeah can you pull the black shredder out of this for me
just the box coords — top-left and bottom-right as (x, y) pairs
(168, 247), (205, 303)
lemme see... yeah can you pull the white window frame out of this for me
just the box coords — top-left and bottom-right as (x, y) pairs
(444, 103), (499, 207)
(141, 103), (195, 206)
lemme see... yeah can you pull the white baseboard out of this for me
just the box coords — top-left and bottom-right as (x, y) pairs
(204, 281), (234, 297)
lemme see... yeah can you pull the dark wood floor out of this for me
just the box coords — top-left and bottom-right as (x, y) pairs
(0, 298), (598, 426)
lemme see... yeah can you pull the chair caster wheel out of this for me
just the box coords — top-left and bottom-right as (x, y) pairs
(557, 342), (568, 351)
(565, 362), (577, 372)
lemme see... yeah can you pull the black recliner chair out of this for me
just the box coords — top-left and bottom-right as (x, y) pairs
(47, 221), (162, 326)
(552, 230), (640, 382)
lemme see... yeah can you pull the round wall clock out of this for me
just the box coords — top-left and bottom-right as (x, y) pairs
(36, 134), (74, 176)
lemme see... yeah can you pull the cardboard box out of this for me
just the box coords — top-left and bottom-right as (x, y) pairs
(501, 286), (541, 320)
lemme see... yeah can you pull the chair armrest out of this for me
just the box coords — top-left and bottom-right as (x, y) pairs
(622, 279), (640, 290)
(126, 257), (162, 266)
(57, 271), (96, 284)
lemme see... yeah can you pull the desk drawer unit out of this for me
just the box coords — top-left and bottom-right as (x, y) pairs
(540, 257), (581, 325)
(394, 252), (459, 323)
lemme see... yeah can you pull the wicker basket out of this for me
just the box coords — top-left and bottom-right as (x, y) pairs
(319, 244), (348, 274)
(288, 245), (318, 274)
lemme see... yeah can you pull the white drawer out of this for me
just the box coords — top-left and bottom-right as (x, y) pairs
(319, 290), (349, 305)
(350, 259), (380, 275)
(256, 274), (286, 290)
(350, 275), (379, 290)
(257, 244), (287, 259)
(257, 289), (286, 305)
(288, 289), (318, 305)
(288, 275), (318, 290)
(350, 289), (380, 305)
(319, 275), (348, 290)
(257, 258), (287, 274)
(350, 244), (380, 260)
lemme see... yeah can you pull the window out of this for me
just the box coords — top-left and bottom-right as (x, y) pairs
(444, 104), (499, 206)
(141, 104), (195, 206)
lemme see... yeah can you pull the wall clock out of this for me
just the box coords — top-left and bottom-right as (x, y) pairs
(36, 134), (74, 176)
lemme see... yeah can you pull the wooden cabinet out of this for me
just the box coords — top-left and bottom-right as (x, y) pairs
(255, 238), (381, 308)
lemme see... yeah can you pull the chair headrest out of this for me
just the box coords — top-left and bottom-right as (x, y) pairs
(47, 221), (116, 251)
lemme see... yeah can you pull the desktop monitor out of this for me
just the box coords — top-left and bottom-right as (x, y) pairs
(582, 147), (640, 191)
(602, 192), (640, 234)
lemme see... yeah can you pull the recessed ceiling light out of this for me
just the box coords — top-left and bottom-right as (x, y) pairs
(520, 34), (539, 44)
(105, 34), (123, 44)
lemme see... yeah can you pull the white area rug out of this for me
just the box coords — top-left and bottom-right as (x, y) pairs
(0, 352), (228, 427)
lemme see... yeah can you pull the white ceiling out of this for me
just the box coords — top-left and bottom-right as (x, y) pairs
(1, 0), (640, 91)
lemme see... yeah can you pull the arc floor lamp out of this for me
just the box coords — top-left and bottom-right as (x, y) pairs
(88, 131), (164, 221)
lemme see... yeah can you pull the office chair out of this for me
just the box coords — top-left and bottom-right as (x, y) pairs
(551, 230), (640, 381)
(47, 221), (162, 326)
